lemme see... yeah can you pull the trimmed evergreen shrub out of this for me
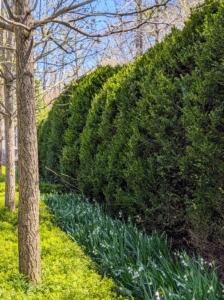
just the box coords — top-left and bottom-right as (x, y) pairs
(78, 62), (142, 203)
(60, 65), (120, 192)
(38, 87), (73, 183)
(38, 0), (224, 244)
(78, 0), (222, 234)
(38, 66), (119, 184)
(180, 1), (224, 240)
(38, 116), (51, 181)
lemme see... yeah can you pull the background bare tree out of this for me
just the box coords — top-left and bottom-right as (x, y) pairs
(0, 0), (16, 211)
(2, 31), (16, 211)
(0, 115), (4, 178)
(97, 0), (204, 65)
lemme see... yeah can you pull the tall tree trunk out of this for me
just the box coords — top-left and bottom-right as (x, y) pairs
(4, 76), (15, 210)
(0, 0), (3, 179)
(15, 0), (41, 284)
(3, 30), (15, 210)
(0, 117), (3, 178)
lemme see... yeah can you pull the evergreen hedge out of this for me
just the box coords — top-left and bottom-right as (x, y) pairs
(38, 87), (73, 182)
(60, 65), (120, 191)
(38, 0), (224, 244)
(38, 66), (119, 184)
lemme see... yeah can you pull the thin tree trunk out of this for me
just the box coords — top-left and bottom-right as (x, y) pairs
(2, 30), (15, 211)
(0, 118), (3, 178)
(154, 0), (161, 43)
(136, 0), (143, 56)
(0, 0), (3, 179)
(15, 0), (41, 284)
(4, 77), (15, 210)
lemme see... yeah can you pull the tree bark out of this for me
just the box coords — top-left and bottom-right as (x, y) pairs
(15, 0), (41, 284)
(0, 0), (3, 179)
(3, 30), (15, 211)
(0, 117), (3, 178)
(4, 76), (15, 210)
(136, 0), (143, 56)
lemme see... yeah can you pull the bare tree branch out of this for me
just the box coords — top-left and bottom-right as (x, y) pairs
(30, 0), (38, 13)
(2, 0), (19, 21)
(49, 36), (74, 54)
(34, 0), (95, 28)
(34, 46), (59, 62)
(34, 23), (56, 47)
(0, 45), (16, 52)
(0, 20), (13, 31)
(34, 36), (49, 48)
(33, 0), (171, 29)
(45, 166), (84, 196)
(46, 17), (169, 38)
(0, 109), (9, 117)
(0, 14), (30, 31)
(1, 63), (15, 80)
(0, 69), (6, 81)
(0, 100), (12, 115)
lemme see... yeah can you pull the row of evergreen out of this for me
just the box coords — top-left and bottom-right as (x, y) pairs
(38, 0), (224, 244)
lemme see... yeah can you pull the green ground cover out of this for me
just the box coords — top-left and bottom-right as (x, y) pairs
(0, 172), (125, 300)
(43, 193), (224, 300)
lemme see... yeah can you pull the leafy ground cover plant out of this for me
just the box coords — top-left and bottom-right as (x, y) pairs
(42, 193), (224, 300)
(0, 174), (125, 299)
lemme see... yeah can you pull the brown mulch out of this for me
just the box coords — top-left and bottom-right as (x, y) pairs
(170, 229), (224, 283)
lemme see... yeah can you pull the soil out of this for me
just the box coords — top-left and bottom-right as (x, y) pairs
(169, 230), (224, 284)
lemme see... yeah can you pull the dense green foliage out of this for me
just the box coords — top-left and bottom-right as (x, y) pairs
(43, 193), (223, 300)
(38, 0), (224, 244)
(78, 64), (141, 202)
(38, 86), (74, 182)
(179, 3), (224, 240)
(35, 78), (46, 125)
(39, 183), (68, 194)
(0, 171), (125, 300)
(60, 65), (120, 189)
(38, 66), (120, 185)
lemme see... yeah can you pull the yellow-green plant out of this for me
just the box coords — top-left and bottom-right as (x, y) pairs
(0, 174), (126, 300)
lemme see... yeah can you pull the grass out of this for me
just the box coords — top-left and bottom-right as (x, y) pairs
(0, 169), (126, 300)
(42, 193), (224, 300)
